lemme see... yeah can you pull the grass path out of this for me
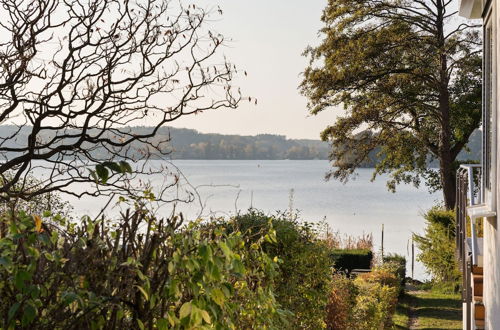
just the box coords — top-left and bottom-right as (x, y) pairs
(393, 286), (462, 329)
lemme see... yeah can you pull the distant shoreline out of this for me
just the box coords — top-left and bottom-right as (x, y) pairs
(167, 158), (329, 161)
(0, 125), (479, 165)
(165, 159), (440, 170)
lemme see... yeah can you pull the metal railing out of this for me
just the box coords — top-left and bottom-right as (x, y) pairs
(457, 165), (483, 266)
(459, 164), (483, 206)
(456, 164), (482, 330)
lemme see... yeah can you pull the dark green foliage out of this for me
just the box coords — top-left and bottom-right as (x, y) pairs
(90, 161), (133, 184)
(330, 249), (373, 272)
(414, 207), (460, 283)
(232, 211), (333, 329)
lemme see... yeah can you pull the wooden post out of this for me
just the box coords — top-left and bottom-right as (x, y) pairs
(288, 188), (295, 220)
(412, 237), (415, 279)
(381, 224), (384, 260)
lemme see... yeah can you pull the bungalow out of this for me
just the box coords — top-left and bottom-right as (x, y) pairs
(458, 0), (499, 329)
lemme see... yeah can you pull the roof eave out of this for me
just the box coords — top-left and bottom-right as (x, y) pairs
(459, 0), (483, 19)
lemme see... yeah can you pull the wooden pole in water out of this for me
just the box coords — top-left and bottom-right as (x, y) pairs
(412, 237), (415, 279)
(381, 224), (384, 260)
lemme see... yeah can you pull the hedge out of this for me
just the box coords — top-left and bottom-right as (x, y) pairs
(330, 249), (373, 272)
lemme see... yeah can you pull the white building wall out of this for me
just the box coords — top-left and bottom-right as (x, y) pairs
(486, 1), (500, 328)
(484, 220), (500, 329)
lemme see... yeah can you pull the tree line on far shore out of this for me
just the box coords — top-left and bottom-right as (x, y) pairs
(0, 125), (480, 163)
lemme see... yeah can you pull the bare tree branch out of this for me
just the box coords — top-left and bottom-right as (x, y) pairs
(0, 0), (242, 201)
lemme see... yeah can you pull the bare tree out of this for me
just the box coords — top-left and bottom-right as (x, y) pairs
(0, 0), (241, 201)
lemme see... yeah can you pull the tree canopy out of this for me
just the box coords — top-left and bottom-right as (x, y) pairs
(301, 0), (482, 209)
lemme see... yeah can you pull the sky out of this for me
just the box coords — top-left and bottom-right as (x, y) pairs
(167, 0), (339, 140)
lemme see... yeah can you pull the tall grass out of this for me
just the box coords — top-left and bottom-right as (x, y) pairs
(320, 222), (373, 250)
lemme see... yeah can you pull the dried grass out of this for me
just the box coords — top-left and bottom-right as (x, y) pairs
(321, 222), (373, 250)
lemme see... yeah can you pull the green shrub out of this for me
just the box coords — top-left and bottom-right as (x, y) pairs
(414, 207), (460, 283)
(383, 254), (406, 295)
(330, 249), (373, 272)
(360, 265), (402, 290)
(232, 211), (333, 329)
(352, 280), (398, 329)
(351, 267), (400, 329)
(430, 280), (461, 295)
(326, 266), (400, 330)
(0, 204), (287, 329)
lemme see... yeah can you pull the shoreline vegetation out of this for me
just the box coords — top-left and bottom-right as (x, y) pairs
(0, 125), (481, 163)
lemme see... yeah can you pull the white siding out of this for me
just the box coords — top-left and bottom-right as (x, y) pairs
(485, 1), (500, 328)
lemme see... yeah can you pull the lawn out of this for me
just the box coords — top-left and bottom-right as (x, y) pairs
(393, 288), (462, 329)
(393, 294), (411, 329)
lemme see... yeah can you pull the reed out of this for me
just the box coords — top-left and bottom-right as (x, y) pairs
(320, 222), (373, 250)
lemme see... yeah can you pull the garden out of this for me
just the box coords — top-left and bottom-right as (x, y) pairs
(1, 191), (409, 329)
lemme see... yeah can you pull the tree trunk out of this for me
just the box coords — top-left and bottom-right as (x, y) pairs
(436, 0), (456, 210)
(440, 154), (456, 209)
(438, 85), (456, 210)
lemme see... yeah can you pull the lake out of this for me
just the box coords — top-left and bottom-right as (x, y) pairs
(64, 160), (439, 280)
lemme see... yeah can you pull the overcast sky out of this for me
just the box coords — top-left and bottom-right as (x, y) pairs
(167, 0), (338, 140)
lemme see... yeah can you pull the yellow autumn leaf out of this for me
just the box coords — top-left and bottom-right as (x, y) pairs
(135, 285), (149, 301)
(79, 276), (85, 288)
(33, 215), (43, 233)
(200, 310), (211, 324)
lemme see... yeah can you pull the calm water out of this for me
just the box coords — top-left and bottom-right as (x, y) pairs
(63, 160), (439, 280)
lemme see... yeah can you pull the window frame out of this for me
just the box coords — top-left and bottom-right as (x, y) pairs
(482, 7), (497, 209)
